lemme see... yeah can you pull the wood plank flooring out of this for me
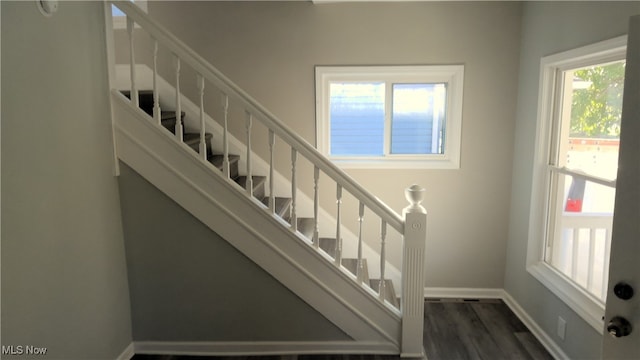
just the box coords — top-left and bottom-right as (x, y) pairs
(132, 299), (553, 360)
(423, 299), (552, 359)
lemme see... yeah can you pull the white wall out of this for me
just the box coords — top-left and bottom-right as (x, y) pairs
(1, 2), (133, 358)
(133, 1), (523, 290)
(504, 2), (640, 359)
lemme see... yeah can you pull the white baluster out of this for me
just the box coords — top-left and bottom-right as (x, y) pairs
(334, 184), (343, 266)
(197, 75), (206, 161)
(290, 148), (298, 232)
(571, 229), (580, 279)
(173, 55), (183, 142)
(152, 38), (161, 125)
(313, 166), (320, 248)
(126, 16), (138, 108)
(245, 111), (253, 196)
(379, 220), (387, 302)
(222, 94), (230, 179)
(356, 201), (365, 284)
(586, 228), (596, 292)
(268, 130), (276, 214)
(401, 184), (427, 358)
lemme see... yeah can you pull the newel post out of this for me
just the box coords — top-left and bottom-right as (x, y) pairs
(401, 184), (427, 358)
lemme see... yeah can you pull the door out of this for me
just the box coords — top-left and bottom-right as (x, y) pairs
(602, 15), (640, 359)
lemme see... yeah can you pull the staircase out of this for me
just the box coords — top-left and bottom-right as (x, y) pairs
(124, 89), (401, 308)
(108, 1), (426, 357)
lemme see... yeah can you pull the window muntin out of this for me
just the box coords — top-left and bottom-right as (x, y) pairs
(316, 66), (463, 169)
(527, 36), (627, 332)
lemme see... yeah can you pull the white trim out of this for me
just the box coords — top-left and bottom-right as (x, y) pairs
(115, 343), (135, 360)
(526, 35), (627, 333)
(424, 287), (504, 299)
(133, 341), (398, 356)
(502, 291), (570, 360)
(315, 65), (463, 169)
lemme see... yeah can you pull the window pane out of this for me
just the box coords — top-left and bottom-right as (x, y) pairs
(547, 174), (614, 302)
(558, 61), (624, 180)
(391, 83), (446, 154)
(329, 83), (384, 156)
(111, 4), (125, 17)
(545, 60), (624, 303)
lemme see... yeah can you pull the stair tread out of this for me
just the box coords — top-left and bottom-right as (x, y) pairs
(236, 176), (267, 198)
(237, 175), (266, 186)
(209, 154), (241, 168)
(296, 217), (315, 239)
(161, 110), (185, 120)
(318, 237), (337, 257)
(183, 132), (213, 145)
(341, 258), (370, 283)
(370, 279), (399, 308)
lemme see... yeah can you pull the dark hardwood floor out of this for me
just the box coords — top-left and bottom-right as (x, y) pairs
(132, 299), (553, 360)
(422, 298), (552, 360)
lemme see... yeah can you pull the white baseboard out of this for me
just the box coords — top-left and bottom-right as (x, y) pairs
(115, 342), (135, 360)
(502, 291), (569, 360)
(424, 287), (504, 299)
(133, 341), (398, 356)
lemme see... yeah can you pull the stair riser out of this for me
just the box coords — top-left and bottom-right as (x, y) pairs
(253, 182), (265, 199)
(122, 90), (154, 116)
(186, 138), (211, 154)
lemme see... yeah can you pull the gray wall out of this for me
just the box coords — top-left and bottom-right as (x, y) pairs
(117, 163), (350, 341)
(504, 2), (640, 359)
(1, 1), (133, 359)
(128, 1), (523, 290)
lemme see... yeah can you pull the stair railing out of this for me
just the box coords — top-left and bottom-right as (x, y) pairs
(108, 1), (426, 356)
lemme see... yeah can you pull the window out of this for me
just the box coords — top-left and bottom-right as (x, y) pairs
(527, 36), (627, 332)
(315, 66), (463, 169)
(111, 0), (148, 30)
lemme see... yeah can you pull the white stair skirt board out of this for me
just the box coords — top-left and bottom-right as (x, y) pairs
(116, 343), (135, 360)
(114, 64), (402, 292)
(133, 341), (399, 356)
(112, 91), (401, 347)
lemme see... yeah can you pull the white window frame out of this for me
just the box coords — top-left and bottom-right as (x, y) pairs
(315, 65), (464, 169)
(527, 35), (627, 333)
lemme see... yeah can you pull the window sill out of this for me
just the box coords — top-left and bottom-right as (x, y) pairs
(328, 156), (460, 170)
(527, 261), (605, 333)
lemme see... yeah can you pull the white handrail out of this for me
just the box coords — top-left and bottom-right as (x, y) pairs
(109, 0), (404, 234)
